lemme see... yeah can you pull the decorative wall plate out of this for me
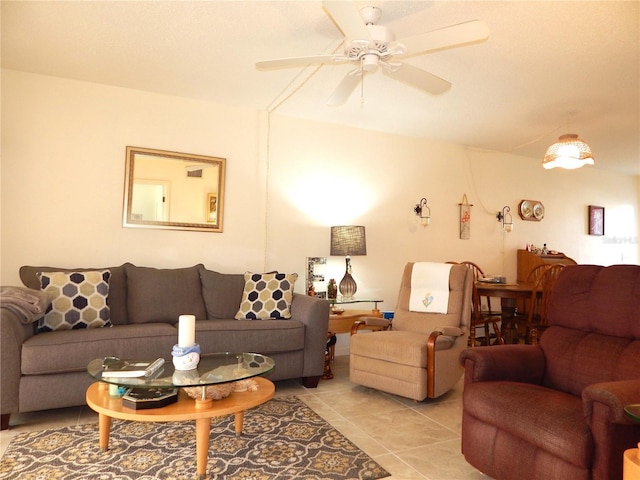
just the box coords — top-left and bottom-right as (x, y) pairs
(519, 200), (533, 219)
(533, 203), (545, 220)
(519, 200), (544, 221)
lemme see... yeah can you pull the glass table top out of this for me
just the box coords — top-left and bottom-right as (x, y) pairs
(329, 298), (383, 305)
(625, 404), (640, 423)
(87, 352), (275, 389)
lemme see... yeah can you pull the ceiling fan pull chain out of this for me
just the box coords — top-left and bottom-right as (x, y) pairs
(360, 59), (365, 105)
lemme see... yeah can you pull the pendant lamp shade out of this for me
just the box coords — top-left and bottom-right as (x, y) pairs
(542, 133), (595, 170)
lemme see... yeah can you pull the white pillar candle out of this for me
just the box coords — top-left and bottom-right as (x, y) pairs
(178, 315), (196, 347)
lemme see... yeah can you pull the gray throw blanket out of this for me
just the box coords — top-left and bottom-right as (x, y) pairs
(0, 286), (51, 324)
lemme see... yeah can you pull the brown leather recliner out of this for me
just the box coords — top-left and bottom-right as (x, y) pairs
(460, 264), (640, 480)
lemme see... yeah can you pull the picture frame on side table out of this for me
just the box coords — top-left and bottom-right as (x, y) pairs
(588, 205), (604, 236)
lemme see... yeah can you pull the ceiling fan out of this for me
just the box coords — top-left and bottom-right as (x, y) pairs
(256, 1), (490, 106)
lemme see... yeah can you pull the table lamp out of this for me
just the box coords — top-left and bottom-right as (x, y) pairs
(330, 226), (367, 299)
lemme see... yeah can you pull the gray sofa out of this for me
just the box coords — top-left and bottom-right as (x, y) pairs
(1, 263), (329, 429)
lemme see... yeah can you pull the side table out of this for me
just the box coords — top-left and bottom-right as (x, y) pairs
(623, 404), (640, 480)
(323, 308), (384, 380)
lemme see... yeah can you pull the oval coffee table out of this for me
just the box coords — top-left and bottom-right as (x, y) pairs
(86, 353), (275, 480)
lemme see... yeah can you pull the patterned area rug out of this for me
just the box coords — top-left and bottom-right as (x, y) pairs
(0, 396), (389, 480)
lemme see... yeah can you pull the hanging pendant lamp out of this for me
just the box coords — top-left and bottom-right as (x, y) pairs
(542, 133), (595, 170)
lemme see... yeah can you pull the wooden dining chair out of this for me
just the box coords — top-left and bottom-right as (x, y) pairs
(449, 261), (503, 346)
(515, 264), (551, 321)
(522, 264), (565, 344)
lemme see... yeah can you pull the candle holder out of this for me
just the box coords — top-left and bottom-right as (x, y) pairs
(172, 368), (200, 385)
(171, 343), (201, 371)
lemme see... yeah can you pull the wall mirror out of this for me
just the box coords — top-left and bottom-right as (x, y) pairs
(123, 146), (226, 232)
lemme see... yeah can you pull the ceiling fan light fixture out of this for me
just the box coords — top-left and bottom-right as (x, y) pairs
(256, 2), (490, 105)
(542, 133), (595, 170)
(362, 53), (379, 72)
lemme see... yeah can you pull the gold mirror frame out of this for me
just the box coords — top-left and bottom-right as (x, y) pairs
(123, 146), (226, 232)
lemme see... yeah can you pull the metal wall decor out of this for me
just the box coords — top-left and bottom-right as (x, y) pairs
(518, 200), (544, 221)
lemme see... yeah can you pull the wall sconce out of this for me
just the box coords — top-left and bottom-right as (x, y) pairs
(414, 198), (431, 227)
(496, 206), (513, 232)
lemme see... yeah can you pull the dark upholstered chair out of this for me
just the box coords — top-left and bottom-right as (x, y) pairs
(460, 264), (640, 480)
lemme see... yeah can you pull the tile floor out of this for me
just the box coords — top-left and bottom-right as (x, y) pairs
(0, 356), (488, 479)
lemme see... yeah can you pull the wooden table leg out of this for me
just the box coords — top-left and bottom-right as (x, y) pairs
(195, 417), (211, 480)
(322, 333), (336, 380)
(234, 411), (244, 437)
(501, 298), (518, 343)
(98, 413), (111, 452)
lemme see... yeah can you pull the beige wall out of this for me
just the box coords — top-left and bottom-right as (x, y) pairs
(2, 69), (639, 318)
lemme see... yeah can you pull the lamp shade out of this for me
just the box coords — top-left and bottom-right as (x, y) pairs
(330, 226), (367, 256)
(543, 133), (595, 170)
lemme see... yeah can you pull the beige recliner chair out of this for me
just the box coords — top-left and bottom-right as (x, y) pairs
(349, 262), (472, 401)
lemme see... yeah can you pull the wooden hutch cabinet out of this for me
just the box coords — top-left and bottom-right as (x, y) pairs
(517, 249), (577, 282)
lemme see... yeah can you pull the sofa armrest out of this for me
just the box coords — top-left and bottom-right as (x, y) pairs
(460, 345), (546, 385)
(583, 380), (640, 425)
(289, 293), (329, 380)
(1, 307), (36, 415)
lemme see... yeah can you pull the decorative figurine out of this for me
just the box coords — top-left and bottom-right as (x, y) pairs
(327, 279), (337, 299)
(172, 343), (201, 371)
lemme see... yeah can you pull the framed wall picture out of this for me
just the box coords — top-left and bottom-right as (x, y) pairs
(588, 205), (604, 236)
(207, 193), (217, 223)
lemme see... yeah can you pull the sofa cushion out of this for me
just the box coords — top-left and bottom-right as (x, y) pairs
(125, 264), (206, 324)
(36, 270), (112, 332)
(20, 264), (130, 325)
(350, 330), (455, 368)
(463, 381), (593, 469)
(21, 323), (178, 375)
(548, 264), (640, 339)
(195, 319), (305, 353)
(235, 272), (298, 320)
(540, 326), (640, 396)
(199, 267), (244, 319)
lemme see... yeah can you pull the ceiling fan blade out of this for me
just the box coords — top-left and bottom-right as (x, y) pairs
(322, 1), (372, 43)
(327, 72), (361, 106)
(256, 55), (343, 70)
(396, 20), (490, 58)
(384, 63), (451, 95)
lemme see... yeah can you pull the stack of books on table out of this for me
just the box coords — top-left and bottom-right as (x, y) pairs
(101, 357), (165, 378)
(101, 356), (177, 410)
(122, 387), (179, 410)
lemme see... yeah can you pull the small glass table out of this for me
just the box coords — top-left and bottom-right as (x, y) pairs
(329, 298), (383, 310)
(624, 405), (640, 479)
(624, 404), (640, 423)
(87, 352), (275, 395)
(86, 353), (275, 480)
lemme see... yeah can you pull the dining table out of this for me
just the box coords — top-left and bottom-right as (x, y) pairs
(475, 281), (535, 344)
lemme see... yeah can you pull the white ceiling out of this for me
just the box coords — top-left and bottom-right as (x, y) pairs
(2, 1), (639, 176)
